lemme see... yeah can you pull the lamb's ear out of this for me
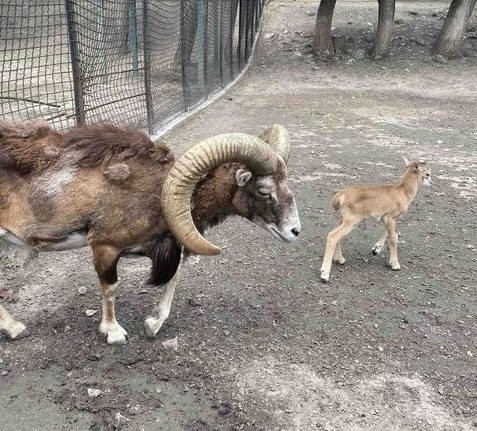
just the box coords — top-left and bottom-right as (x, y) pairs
(402, 156), (410, 166)
(235, 168), (252, 187)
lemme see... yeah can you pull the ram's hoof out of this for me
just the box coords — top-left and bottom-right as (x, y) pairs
(9, 321), (29, 340)
(144, 316), (161, 338)
(100, 321), (128, 345)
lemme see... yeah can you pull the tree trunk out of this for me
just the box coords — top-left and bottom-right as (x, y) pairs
(433, 0), (477, 58)
(371, 0), (395, 58)
(313, 0), (337, 54)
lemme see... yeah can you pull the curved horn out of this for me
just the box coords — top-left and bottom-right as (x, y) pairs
(161, 133), (278, 256)
(258, 124), (290, 163)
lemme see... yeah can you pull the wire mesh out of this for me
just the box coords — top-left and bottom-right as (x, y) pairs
(0, 0), (265, 134)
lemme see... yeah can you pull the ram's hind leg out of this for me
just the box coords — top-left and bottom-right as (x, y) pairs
(91, 244), (127, 344)
(0, 304), (28, 340)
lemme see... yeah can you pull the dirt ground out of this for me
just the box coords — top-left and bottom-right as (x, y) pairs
(1, 1), (476, 430)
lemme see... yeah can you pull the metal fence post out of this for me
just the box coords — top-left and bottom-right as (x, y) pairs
(202, 0), (209, 95)
(129, 0), (139, 71)
(244, 0), (250, 62)
(180, 0), (190, 110)
(142, 0), (153, 133)
(65, 0), (86, 125)
(218, 1), (224, 85)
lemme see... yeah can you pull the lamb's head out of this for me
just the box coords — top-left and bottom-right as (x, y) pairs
(162, 125), (301, 255)
(403, 157), (432, 186)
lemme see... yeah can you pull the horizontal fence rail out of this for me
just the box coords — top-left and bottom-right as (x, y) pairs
(0, 0), (265, 134)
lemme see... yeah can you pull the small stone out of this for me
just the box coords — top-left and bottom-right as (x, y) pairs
(87, 388), (102, 398)
(224, 330), (230, 336)
(127, 405), (141, 416)
(114, 412), (130, 429)
(264, 33), (275, 40)
(378, 346), (384, 352)
(85, 309), (98, 317)
(78, 286), (87, 295)
(64, 325), (71, 332)
(161, 336), (178, 351)
(1, 370), (8, 376)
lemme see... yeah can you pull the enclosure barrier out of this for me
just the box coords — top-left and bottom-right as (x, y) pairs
(0, 0), (265, 134)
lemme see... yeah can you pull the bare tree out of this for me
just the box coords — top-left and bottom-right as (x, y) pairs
(313, 0), (337, 54)
(433, 0), (477, 58)
(371, 0), (396, 58)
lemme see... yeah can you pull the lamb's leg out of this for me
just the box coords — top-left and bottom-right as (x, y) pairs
(144, 266), (180, 338)
(321, 220), (357, 282)
(372, 228), (388, 255)
(385, 217), (400, 270)
(91, 244), (127, 345)
(333, 241), (346, 264)
(0, 304), (28, 340)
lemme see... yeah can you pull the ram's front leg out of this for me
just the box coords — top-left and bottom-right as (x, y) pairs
(91, 244), (128, 344)
(144, 265), (180, 338)
(0, 304), (28, 340)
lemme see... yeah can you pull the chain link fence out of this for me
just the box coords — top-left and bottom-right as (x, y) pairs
(0, 0), (265, 134)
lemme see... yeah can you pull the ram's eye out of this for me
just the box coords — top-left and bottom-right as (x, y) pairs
(257, 190), (270, 197)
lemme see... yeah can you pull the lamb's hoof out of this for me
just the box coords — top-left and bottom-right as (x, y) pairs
(100, 322), (128, 345)
(334, 257), (346, 265)
(320, 271), (330, 283)
(9, 321), (29, 340)
(144, 316), (162, 338)
(390, 263), (401, 271)
(372, 246), (381, 256)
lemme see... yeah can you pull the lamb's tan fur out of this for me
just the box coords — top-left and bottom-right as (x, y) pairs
(320, 158), (431, 282)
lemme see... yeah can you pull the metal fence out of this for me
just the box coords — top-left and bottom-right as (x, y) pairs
(0, 0), (265, 134)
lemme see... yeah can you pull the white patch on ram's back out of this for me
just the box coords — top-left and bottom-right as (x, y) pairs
(40, 166), (78, 197)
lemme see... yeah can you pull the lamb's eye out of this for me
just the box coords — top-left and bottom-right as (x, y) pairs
(258, 190), (270, 197)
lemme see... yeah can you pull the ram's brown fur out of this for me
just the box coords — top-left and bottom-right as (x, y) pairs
(0, 121), (300, 344)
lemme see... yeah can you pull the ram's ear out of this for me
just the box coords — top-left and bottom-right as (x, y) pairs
(235, 168), (252, 187)
(402, 156), (410, 167)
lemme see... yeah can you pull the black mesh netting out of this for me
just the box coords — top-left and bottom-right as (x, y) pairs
(0, 0), (265, 134)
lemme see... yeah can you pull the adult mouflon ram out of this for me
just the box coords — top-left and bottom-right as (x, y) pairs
(0, 121), (301, 344)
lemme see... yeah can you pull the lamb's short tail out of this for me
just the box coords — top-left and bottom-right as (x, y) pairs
(331, 191), (344, 211)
